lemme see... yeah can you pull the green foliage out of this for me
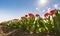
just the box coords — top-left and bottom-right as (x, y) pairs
(53, 10), (60, 36)
(0, 9), (60, 35)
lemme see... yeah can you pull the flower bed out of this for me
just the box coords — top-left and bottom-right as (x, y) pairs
(0, 24), (56, 36)
(0, 9), (60, 36)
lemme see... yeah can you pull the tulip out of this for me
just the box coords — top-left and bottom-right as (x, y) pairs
(35, 14), (40, 17)
(21, 16), (26, 19)
(43, 17), (47, 20)
(44, 12), (49, 17)
(50, 10), (55, 15)
(25, 15), (28, 17)
(28, 13), (34, 17)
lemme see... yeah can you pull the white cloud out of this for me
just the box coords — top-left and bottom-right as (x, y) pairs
(47, 8), (51, 12)
(54, 4), (58, 9)
(48, 8), (51, 11)
(42, 10), (45, 12)
(36, 8), (39, 11)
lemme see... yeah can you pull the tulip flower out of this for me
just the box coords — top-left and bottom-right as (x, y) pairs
(25, 15), (28, 17)
(28, 13), (34, 17)
(21, 16), (26, 19)
(44, 12), (49, 17)
(43, 17), (47, 20)
(35, 14), (40, 17)
(50, 10), (55, 15)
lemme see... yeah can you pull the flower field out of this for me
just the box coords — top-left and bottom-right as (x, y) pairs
(0, 9), (60, 36)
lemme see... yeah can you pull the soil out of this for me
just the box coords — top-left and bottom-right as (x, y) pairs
(0, 24), (57, 36)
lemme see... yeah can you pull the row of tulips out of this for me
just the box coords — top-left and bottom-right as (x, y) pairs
(0, 9), (60, 36)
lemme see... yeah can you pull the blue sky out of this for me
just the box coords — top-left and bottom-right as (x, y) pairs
(0, 0), (60, 22)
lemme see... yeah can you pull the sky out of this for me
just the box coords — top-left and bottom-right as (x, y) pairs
(0, 0), (60, 22)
